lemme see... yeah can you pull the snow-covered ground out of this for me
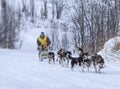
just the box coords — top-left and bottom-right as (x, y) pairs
(0, 28), (120, 89)
(0, 49), (120, 89)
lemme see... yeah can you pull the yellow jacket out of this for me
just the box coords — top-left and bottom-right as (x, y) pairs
(37, 36), (47, 47)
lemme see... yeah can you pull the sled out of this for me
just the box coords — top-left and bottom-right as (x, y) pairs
(38, 46), (49, 61)
(40, 51), (49, 59)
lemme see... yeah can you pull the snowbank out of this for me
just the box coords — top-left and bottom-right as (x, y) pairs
(99, 36), (120, 62)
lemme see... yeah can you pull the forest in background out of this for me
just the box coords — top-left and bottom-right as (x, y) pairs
(0, 0), (120, 53)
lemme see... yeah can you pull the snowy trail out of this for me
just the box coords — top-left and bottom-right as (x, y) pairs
(0, 49), (120, 89)
(0, 27), (120, 89)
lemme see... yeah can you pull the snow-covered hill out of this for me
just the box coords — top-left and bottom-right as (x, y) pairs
(0, 28), (120, 89)
(99, 37), (120, 62)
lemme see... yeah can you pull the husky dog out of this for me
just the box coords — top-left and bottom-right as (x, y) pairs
(62, 51), (72, 67)
(68, 52), (91, 72)
(57, 49), (72, 67)
(89, 54), (105, 73)
(82, 53), (91, 72)
(48, 52), (55, 64)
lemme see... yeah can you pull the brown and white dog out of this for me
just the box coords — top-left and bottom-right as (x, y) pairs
(57, 49), (72, 67)
(88, 54), (105, 73)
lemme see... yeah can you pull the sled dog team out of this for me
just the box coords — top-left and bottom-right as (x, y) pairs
(39, 48), (105, 73)
(37, 32), (105, 73)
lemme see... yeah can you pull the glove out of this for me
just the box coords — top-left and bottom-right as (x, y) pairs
(37, 46), (42, 50)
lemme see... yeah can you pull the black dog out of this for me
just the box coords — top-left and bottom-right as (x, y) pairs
(68, 55), (83, 71)
(48, 52), (55, 64)
(68, 53), (91, 72)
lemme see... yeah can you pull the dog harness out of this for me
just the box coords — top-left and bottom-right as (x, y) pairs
(38, 36), (47, 47)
